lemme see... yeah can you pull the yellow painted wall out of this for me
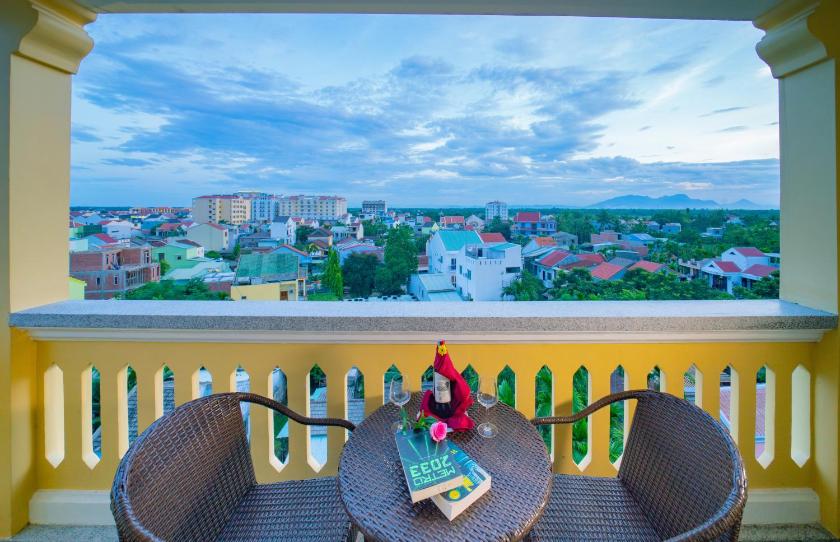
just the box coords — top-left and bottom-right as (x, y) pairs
(231, 281), (299, 301)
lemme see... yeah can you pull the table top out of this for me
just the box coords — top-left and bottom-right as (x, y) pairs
(338, 393), (553, 542)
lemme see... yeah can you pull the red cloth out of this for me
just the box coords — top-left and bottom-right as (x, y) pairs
(420, 341), (475, 431)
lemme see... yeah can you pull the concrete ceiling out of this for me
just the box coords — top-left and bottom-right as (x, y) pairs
(72, 0), (784, 21)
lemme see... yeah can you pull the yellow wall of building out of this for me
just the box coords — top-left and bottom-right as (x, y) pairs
(231, 281), (299, 301)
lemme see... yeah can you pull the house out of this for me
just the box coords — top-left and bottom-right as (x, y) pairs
(163, 260), (232, 282)
(99, 219), (134, 240)
(308, 228), (333, 247)
(700, 247), (778, 294)
(701, 227), (724, 239)
(330, 225), (354, 241)
(465, 215), (485, 231)
(272, 244), (313, 269)
(479, 232), (506, 244)
(155, 222), (186, 237)
(85, 232), (122, 249)
(151, 239), (206, 270)
(269, 216), (296, 245)
(646, 221), (661, 232)
(678, 258), (712, 280)
(721, 247), (771, 269)
(662, 223), (682, 235)
(590, 262), (627, 282)
(455, 242), (522, 301)
(335, 240), (384, 265)
(701, 259), (743, 293)
(231, 252), (306, 301)
(534, 250), (576, 287)
(591, 231), (620, 244)
(440, 215), (466, 230)
(426, 230), (483, 286)
(70, 245), (160, 299)
(607, 257), (637, 270)
(186, 223), (230, 252)
(629, 260), (668, 274)
(512, 212), (556, 237)
(408, 273), (462, 301)
(622, 233), (657, 246)
(551, 231), (578, 249)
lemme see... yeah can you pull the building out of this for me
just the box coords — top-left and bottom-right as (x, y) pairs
(269, 216), (296, 245)
(590, 262), (627, 282)
(623, 233), (657, 246)
(700, 247), (778, 294)
(186, 223), (230, 252)
(440, 215), (466, 230)
(485, 201), (508, 222)
(426, 230), (483, 286)
(235, 191), (276, 222)
(455, 242), (522, 301)
(276, 195), (347, 221)
(361, 200), (387, 216)
(591, 231), (620, 244)
(408, 273), (462, 301)
(192, 195), (251, 225)
(151, 239), (206, 270)
(70, 245), (160, 299)
(465, 215), (485, 231)
(629, 260), (668, 274)
(308, 228), (333, 247)
(232, 252), (306, 301)
(164, 260), (232, 282)
(551, 231), (578, 249)
(662, 223), (682, 235)
(99, 219), (134, 240)
(512, 212), (556, 237)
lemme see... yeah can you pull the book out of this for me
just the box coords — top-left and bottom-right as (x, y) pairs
(431, 442), (491, 520)
(395, 429), (463, 503)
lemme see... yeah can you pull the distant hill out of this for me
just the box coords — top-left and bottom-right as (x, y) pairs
(587, 194), (774, 210)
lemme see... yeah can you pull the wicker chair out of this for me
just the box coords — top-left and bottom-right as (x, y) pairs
(111, 392), (356, 542)
(529, 390), (747, 542)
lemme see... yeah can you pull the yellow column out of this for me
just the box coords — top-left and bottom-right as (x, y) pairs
(0, 1), (93, 535)
(756, 0), (840, 534)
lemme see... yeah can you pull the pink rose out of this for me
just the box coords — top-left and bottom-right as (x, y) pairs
(429, 421), (448, 442)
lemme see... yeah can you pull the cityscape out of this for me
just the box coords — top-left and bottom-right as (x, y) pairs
(67, 192), (780, 302)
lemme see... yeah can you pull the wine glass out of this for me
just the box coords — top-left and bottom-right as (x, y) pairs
(477, 375), (499, 438)
(390, 378), (411, 431)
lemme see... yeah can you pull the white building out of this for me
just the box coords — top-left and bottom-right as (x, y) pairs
(276, 195), (347, 221)
(700, 247), (777, 294)
(426, 230), (483, 286)
(270, 216), (296, 245)
(408, 273), (462, 301)
(455, 242), (522, 301)
(235, 191), (276, 222)
(100, 219), (135, 240)
(361, 200), (387, 216)
(485, 201), (508, 222)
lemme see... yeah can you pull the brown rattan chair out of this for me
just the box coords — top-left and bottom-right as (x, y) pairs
(529, 389), (747, 542)
(111, 392), (356, 542)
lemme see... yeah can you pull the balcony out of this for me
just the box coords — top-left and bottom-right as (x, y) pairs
(2, 0), (840, 539)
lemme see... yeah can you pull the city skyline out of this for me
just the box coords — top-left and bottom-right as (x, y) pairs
(72, 14), (779, 208)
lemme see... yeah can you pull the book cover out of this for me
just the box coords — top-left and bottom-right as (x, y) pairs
(395, 430), (463, 503)
(431, 442), (492, 520)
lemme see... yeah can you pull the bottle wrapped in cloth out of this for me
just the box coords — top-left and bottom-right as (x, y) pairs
(420, 341), (475, 431)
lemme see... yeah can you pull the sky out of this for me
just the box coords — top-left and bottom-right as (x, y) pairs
(71, 14), (779, 208)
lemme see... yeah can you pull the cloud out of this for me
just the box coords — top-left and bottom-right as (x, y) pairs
(101, 157), (157, 167)
(704, 75), (726, 87)
(494, 36), (542, 60)
(700, 106), (748, 117)
(717, 125), (748, 133)
(639, 125), (651, 132)
(72, 125), (103, 143)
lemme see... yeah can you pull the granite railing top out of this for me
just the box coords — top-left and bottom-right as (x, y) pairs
(9, 299), (837, 338)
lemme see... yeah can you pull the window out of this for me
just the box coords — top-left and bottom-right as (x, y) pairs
(506, 267), (521, 273)
(113, 276), (119, 285)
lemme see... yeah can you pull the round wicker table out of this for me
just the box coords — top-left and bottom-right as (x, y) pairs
(338, 393), (553, 542)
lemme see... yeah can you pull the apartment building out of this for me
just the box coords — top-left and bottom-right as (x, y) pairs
(361, 200), (387, 216)
(235, 191), (276, 222)
(426, 230), (483, 286)
(276, 195), (347, 220)
(485, 200), (509, 222)
(455, 242), (522, 301)
(192, 195), (251, 225)
(70, 245), (159, 299)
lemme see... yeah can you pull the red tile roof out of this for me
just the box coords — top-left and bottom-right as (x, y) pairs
(713, 260), (741, 273)
(479, 232), (506, 243)
(534, 237), (556, 247)
(206, 223), (227, 231)
(733, 247), (764, 257)
(92, 233), (118, 244)
(577, 253), (605, 264)
(742, 264), (777, 278)
(629, 260), (665, 273)
(175, 239), (201, 247)
(157, 223), (182, 232)
(537, 250), (572, 268)
(591, 262), (624, 280)
(514, 212), (540, 222)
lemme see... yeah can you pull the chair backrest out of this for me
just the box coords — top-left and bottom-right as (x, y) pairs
(618, 391), (746, 542)
(111, 393), (256, 542)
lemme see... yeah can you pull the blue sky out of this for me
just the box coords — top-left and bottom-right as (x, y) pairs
(71, 14), (779, 207)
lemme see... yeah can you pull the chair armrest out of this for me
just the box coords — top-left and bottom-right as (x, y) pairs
(236, 392), (356, 431)
(531, 389), (650, 426)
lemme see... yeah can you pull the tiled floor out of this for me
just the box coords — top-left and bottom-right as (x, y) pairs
(4, 523), (838, 541)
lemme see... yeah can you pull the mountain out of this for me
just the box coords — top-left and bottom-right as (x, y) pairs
(587, 194), (773, 210)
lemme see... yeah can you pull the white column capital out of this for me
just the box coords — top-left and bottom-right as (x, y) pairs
(754, 0), (832, 79)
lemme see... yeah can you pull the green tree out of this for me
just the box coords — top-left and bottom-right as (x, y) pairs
(375, 226), (418, 295)
(484, 217), (511, 240)
(321, 249), (344, 299)
(122, 278), (229, 300)
(342, 253), (379, 298)
(503, 271), (545, 300)
(295, 225), (315, 247)
(159, 259), (171, 277)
